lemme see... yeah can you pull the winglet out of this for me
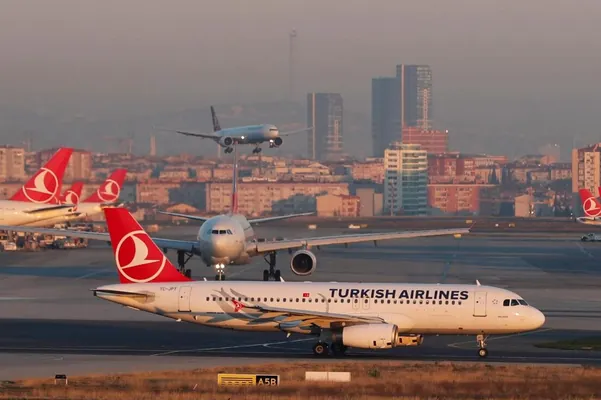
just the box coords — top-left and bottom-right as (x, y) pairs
(476, 279), (481, 286)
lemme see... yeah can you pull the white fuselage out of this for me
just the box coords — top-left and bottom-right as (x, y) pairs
(576, 216), (601, 226)
(218, 124), (279, 145)
(0, 200), (76, 227)
(20, 203), (103, 227)
(196, 214), (255, 265)
(95, 282), (546, 336)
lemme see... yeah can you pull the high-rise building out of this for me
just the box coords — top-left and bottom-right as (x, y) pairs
(401, 127), (448, 154)
(384, 142), (428, 215)
(572, 143), (601, 195)
(37, 148), (92, 181)
(396, 64), (433, 129)
(371, 77), (401, 157)
(0, 146), (25, 182)
(307, 93), (343, 161)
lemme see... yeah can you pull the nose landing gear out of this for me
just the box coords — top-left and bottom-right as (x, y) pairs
(177, 250), (193, 278)
(214, 264), (226, 281)
(263, 252), (281, 281)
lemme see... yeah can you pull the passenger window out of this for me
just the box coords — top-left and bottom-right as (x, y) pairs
(511, 299), (519, 306)
(503, 299), (510, 306)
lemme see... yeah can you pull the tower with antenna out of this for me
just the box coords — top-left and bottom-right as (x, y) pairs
(288, 29), (297, 101)
(150, 134), (157, 157)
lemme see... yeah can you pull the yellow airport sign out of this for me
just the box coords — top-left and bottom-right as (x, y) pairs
(217, 373), (280, 386)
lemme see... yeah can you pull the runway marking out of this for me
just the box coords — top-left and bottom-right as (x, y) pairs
(0, 297), (37, 301)
(447, 328), (553, 349)
(150, 338), (314, 357)
(576, 243), (594, 259)
(73, 269), (109, 280)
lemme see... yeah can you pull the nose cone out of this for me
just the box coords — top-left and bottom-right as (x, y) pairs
(531, 308), (546, 329)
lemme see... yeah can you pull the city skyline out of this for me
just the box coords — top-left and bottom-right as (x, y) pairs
(0, 1), (599, 160)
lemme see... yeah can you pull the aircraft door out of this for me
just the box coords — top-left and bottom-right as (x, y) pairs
(473, 291), (487, 317)
(178, 286), (192, 312)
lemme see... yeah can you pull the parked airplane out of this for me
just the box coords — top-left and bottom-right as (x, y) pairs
(0, 148), (78, 226)
(161, 106), (311, 154)
(59, 182), (84, 205)
(576, 189), (601, 226)
(92, 207), (545, 358)
(23, 169), (128, 227)
(0, 153), (469, 281)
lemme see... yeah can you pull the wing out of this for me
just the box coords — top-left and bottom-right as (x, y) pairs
(247, 212), (314, 224)
(24, 204), (77, 214)
(253, 228), (470, 254)
(157, 128), (219, 140)
(158, 211), (210, 222)
(0, 225), (199, 253)
(279, 126), (313, 136)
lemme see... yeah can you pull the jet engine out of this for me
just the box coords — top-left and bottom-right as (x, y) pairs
(219, 136), (233, 147)
(273, 137), (283, 146)
(337, 324), (399, 349)
(290, 249), (316, 276)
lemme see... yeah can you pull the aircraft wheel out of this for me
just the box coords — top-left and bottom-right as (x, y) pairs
(313, 342), (329, 356)
(274, 269), (281, 281)
(263, 270), (269, 281)
(184, 269), (192, 278)
(478, 348), (488, 358)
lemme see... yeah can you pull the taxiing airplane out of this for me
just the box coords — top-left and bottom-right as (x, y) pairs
(92, 207), (545, 358)
(0, 148), (78, 227)
(576, 189), (601, 226)
(162, 106), (312, 154)
(0, 153), (470, 281)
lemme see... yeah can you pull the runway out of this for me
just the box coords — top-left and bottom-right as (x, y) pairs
(1, 226), (601, 379)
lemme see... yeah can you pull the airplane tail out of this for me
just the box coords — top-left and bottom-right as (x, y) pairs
(84, 169), (127, 203)
(10, 147), (73, 204)
(210, 106), (221, 132)
(579, 188), (601, 217)
(104, 207), (191, 284)
(61, 181), (84, 205)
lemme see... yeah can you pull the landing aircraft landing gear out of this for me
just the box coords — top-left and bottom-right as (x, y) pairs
(252, 146), (262, 154)
(224, 147), (233, 154)
(477, 334), (488, 358)
(214, 264), (226, 281)
(313, 342), (329, 356)
(177, 250), (193, 278)
(263, 252), (281, 281)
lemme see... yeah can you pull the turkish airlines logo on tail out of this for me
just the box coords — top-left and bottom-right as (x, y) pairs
(22, 168), (60, 203)
(64, 190), (80, 205)
(584, 197), (601, 217)
(115, 230), (166, 283)
(97, 179), (121, 203)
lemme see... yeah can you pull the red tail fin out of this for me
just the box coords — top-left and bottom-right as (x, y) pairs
(84, 169), (127, 203)
(61, 182), (84, 205)
(10, 148), (73, 204)
(579, 189), (601, 217)
(104, 207), (191, 284)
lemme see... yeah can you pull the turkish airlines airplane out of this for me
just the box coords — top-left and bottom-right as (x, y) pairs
(161, 106), (312, 154)
(25, 168), (128, 227)
(59, 181), (84, 205)
(0, 148), (78, 226)
(92, 207), (545, 358)
(0, 157), (469, 281)
(576, 189), (601, 226)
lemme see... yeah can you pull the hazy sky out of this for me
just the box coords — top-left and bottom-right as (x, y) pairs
(1, 0), (600, 157)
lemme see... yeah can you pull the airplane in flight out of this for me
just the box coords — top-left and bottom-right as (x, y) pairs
(25, 169), (128, 227)
(0, 148), (79, 227)
(0, 151), (470, 281)
(161, 106), (312, 154)
(576, 189), (601, 226)
(92, 207), (546, 358)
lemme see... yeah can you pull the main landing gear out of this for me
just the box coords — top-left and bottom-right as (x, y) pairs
(252, 146), (262, 154)
(477, 334), (489, 358)
(177, 250), (192, 278)
(224, 147), (233, 154)
(263, 251), (281, 281)
(312, 342), (348, 357)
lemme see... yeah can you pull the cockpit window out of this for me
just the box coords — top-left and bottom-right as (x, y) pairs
(503, 299), (510, 307)
(211, 230), (218, 234)
(219, 230), (226, 235)
(518, 299), (528, 306)
(227, 229), (233, 234)
(270, 128), (278, 131)
(511, 299), (519, 306)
